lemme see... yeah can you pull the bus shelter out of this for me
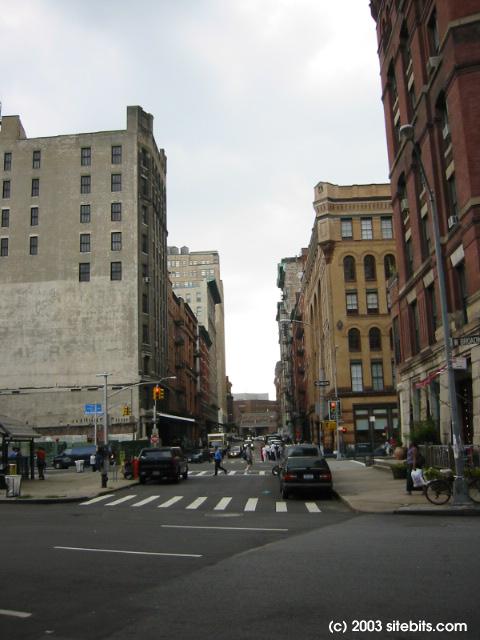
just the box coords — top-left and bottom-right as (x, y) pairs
(0, 415), (40, 481)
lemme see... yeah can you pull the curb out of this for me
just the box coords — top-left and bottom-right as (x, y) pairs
(394, 506), (480, 516)
(0, 481), (140, 505)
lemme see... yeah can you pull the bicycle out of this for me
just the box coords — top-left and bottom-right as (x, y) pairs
(424, 472), (480, 505)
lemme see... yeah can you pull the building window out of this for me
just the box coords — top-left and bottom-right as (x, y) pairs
(2, 180), (10, 199)
(350, 362), (363, 392)
(142, 233), (148, 254)
(32, 150), (41, 169)
(369, 327), (382, 351)
(409, 300), (420, 355)
(143, 355), (150, 375)
(80, 233), (91, 253)
(142, 324), (149, 344)
(80, 175), (91, 194)
(381, 217), (393, 239)
(371, 361), (384, 391)
(455, 262), (468, 326)
(348, 328), (361, 352)
(384, 254), (396, 279)
(428, 9), (440, 55)
(364, 255), (376, 280)
(343, 256), (356, 282)
(110, 261), (122, 281)
(141, 176), (148, 197)
(111, 145), (122, 164)
(346, 291), (358, 315)
(29, 236), (38, 255)
(80, 204), (91, 223)
(142, 263), (148, 278)
(111, 232), (122, 251)
(142, 205), (148, 224)
(111, 202), (122, 221)
(420, 213), (431, 259)
(111, 174), (122, 192)
(405, 237), (414, 278)
(426, 284), (437, 344)
(447, 175), (458, 218)
(393, 316), (401, 365)
(366, 290), (379, 314)
(341, 218), (353, 239)
(3, 152), (12, 171)
(142, 293), (149, 314)
(1, 209), (9, 227)
(361, 217), (373, 240)
(0, 237), (8, 256)
(196, 291), (202, 302)
(79, 262), (90, 282)
(30, 207), (39, 226)
(81, 147), (91, 166)
(31, 178), (40, 197)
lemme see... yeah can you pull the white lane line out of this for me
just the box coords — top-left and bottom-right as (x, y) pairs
(131, 495), (160, 507)
(228, 470), (237, 475)
(197, 471), (208, 476)
(259, 471), (266, 476)
(186, 496), (208, 510)
(0, 609), (32, 619)
(276, 501), (288, 513)
(80, 494), (114, 505)
(157, 496), (183, 508)
(53, 546), (201, 558)
(305, 502), (322, 513)
(161, 525), (288, 532)
(244, 498), (258, 512)
(214, 497), (232, 510)
(105, 494), (137, 506)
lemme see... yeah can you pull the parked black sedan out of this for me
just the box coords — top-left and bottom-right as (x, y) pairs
(279, 455), (333, 499)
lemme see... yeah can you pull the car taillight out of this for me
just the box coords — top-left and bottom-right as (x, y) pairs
(283, 473), (296, 481)
(319, 472), (331, 480)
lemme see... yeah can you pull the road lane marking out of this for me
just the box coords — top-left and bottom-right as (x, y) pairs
(276, 501), (288, 512)
(131, 495), (160, 507)
(196, 471), (208, 476)
(105, 494), (137, 506)
(244, 498), (258, 512)
(228, 470), (237, 475)
(80, 494), (114, 505)
(161, 525), (288, 532)
(259, 471), (266, 475)
(186, 496), (207, 510)
(157, 496), (183, 508)
(305, 502), (322, 513)
(0, 609), (32, 618)
(53, 546), (201, 558)
(214, 497), (232, 510)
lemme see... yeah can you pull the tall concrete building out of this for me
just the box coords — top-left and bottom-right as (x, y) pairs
(370, 0), (480, 446)
(0, 106), (169, 438)
(167, 246), (227, 427)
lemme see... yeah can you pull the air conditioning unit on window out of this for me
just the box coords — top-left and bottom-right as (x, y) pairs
(143, 276), (150, 284)
(447, 215), (459, 230)
(427, 56), (441, 74)
(400, 198), (409, 213)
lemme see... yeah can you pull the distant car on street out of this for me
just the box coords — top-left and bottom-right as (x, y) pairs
(228, 445), (242, 458)
(278, 455), (333, 499)
(138, 447), (188, 484)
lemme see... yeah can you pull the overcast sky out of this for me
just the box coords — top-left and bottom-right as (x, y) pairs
(1, 0), (389, 399)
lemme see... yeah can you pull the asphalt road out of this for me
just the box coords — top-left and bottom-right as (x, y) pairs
(2, 459), (480, 640)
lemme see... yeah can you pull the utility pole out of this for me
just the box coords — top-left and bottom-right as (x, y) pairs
(96, 372), (110, 488)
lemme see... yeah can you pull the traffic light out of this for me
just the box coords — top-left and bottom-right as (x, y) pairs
(328, 400), (340, 420)
(153, 385), (165, 400)
(122, 405), (131, 416)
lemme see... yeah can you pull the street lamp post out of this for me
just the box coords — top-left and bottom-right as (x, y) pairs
(96, 372), (110, 488)
(399, 124), (470, 505)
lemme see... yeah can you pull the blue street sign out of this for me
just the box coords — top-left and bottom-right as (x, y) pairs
(84, 403), (103, 415)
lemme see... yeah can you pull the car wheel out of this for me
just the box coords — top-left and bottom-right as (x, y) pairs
(182, 467), (188, 480)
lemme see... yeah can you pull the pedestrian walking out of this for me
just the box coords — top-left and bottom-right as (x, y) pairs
(213, 446), (227, 475)
(406, 441), (419, 495)
(262, 445), (268, 462)
(244, 445), (253, 473)
(36, 447), (46, 480)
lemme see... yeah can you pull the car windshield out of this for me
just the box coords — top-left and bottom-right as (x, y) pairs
(141, 450), (171, 459)
(286, 446), (320, 457)
(286, 457), (327, 469)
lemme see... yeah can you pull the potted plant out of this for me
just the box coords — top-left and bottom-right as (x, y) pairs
(391, 461), (407, 479)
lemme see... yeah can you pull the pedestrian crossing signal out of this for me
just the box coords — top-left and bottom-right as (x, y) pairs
(328, 400), (340, 420)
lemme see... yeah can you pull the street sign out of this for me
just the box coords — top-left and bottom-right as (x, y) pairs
(451, 335), (480, 347)
(314, 380), (330, 387)
(84, 403), (103, 415)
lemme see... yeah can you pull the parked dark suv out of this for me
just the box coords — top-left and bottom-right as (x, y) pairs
(138, 447), (188, 484)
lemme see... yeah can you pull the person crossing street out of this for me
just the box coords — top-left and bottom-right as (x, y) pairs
(213, 446), (227, 475)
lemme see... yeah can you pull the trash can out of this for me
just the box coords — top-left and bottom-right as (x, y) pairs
(8, 463), (17, 475)
(5, 475), (22, 497)
(75, 459), (85, 473)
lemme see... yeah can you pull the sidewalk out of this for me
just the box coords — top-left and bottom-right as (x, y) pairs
(1, 459), (479, 515)
(0, 468), (137, 503)
(329, 458), (480, 516)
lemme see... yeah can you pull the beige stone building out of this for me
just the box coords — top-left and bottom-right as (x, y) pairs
(167, 246), (227, 427)
(0, 106), (169, 439)
(302, 182), (399, 452)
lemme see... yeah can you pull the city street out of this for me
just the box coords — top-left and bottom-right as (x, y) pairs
(1, 460), (480, 640)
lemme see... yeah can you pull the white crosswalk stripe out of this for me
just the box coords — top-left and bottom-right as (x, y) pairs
(214, 497), (232, 510)
(244, 498), (258, 512)
(186, 496), (208, 510)
(276, 501), (288, 513)
(80, 494), (114, 505)
(305, 502), (322, 513)
(131, 495), (160, 507)
(158, 496), (183, 508)
(105, 495), (137, 506)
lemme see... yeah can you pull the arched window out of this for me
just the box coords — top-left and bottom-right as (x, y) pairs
(364, 255), (376, 280)
(343, 256), (356, 282)
(384, 254), (396, 279)
(369, 327), (382, 351)
(348, 328), (361, 352)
